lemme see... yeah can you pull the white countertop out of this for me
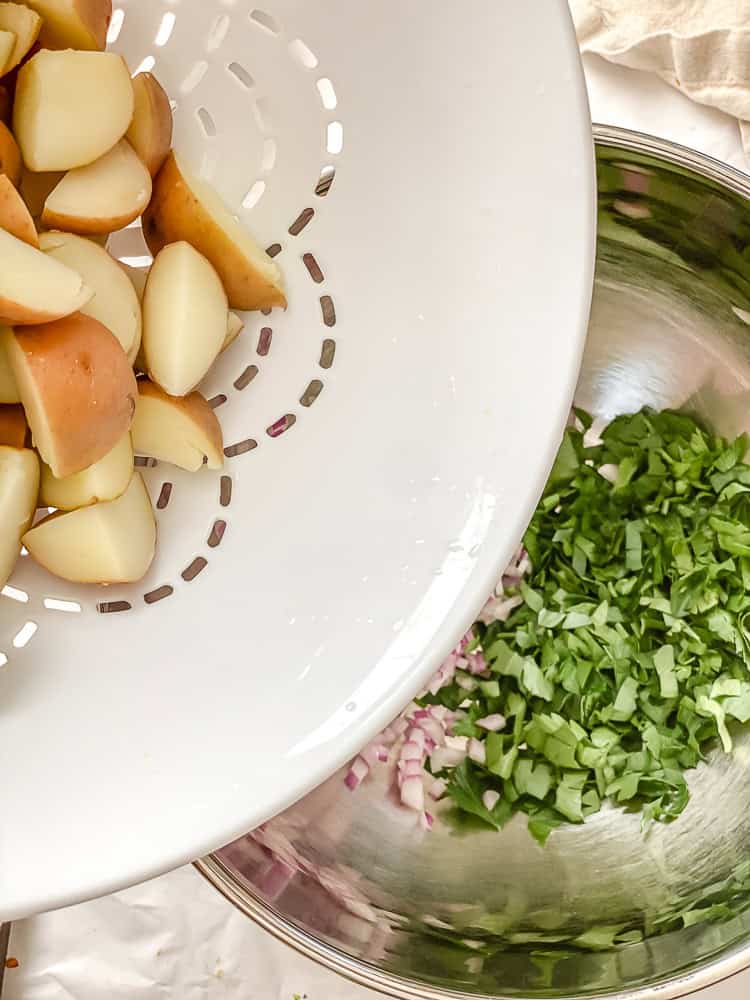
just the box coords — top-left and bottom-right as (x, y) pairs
(6, 52), (750, 1000)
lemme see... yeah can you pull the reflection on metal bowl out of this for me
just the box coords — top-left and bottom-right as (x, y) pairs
(196, 127), (750, 999)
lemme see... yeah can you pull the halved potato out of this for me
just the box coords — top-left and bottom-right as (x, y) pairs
(40, 430), (132, 510)
(14, 50), (133, 171)
(23, 471), (155, 584)
(127, 72), (172, 178)
(0, 402), (26, 446)
(0, 31), (15, 75)
(20, 169), (64, 221)
(132, 380), (223, 471)
(0, 120), (20, 186)
(0, 323), (18, 401)
(24, 0), (111, 51)
(0, 4), (42, 72)
(0, 227), (91, 324)
(224, 311), (244, 351)
(3, 314), (136, 477)
(120, 261), (148, 302)
(142, 241), (227, 396)
(40, 231), (141, 362)
(134, 294), (239, 372)
(143, 152), (286, 310)
(0, 444), (39, 587)
(0, 173), (36, 245)
(42, 140), (151, 235)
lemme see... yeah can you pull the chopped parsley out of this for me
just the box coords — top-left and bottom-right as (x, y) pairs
(426, 409), (750, 843)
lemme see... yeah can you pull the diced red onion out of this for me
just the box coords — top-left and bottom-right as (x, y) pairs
(476, 714), (506, 732)
(408, 727), (426, 751)
(482, 789), (500, 811)
(445, 735), (468, 751)
(400, 775), (425, 811)
(400, 740), (422, 761)
(399, 758), (423, 779)
(415, 717), (445, 745)
(468, 738), (486, 764)
(344, 756), (370, 790)
(430, 746), (467, 772)
(340, 547), (533, 823)
(429, 778), (447, 800)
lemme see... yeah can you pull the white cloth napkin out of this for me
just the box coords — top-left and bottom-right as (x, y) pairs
(570, 0), (750, 157)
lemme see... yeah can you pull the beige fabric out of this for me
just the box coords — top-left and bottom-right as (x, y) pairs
(570, 0), (750, 154)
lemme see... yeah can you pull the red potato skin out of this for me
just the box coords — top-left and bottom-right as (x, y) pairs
(142, 152), (287, 311)
(10, 313), (137, 476)
(0, 403), (28, 446)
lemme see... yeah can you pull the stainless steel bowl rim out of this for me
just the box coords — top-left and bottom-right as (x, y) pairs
(195, 125), (750, 1000)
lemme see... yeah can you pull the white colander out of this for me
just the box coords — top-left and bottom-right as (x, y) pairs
(0, 0), (595, 920)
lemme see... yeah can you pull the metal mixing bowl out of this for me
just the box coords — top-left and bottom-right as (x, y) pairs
(197, 126), (750, 999)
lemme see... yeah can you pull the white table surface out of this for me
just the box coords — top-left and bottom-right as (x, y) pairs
(6, 52), (750, 1000)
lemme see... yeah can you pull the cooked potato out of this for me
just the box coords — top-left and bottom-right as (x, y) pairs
(0, 3), (42, 72)
(132, 380), (223, 471)
(0, 444), (39, 588)
(142, 241), (227, 396)
(0, 326), (18, 401)
(127, 72), (173, 178)
(0, 120), (21, 186)
(40, 430), (132, 510)
(0, 402), (26, 446)
(3, 314), (136, 477)
(224, 311), (244, 351)
(14, 50), (133, 171)
(24, 0), (112, 51)
(42, 140), (151, 235)
(24, 471), (156, 584)
(0, 228), (91, 324)
(143, 152), (286, 310)
(40, 231), (141, 362)
(0, 174), (37, 246)
(0, 31), (15, 76)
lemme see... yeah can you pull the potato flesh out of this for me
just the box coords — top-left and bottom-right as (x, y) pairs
(24, 471), (156, 584)
(14, 50), (134, 171)
(127, 72), (173, 178)
(224, 311), (244, 351)
(0, 30), (14, 74)
(25, 0), (111, 50)
(40, 231), (142, 362)
(3, 316), (136, 477)
(0, 445), (39, 588)
(0, 174), (39, 246)
(40, 430), (133, 510)
(0, 227), (91, 324)
(0, 3), (43, 71)
(132, 384), (223, 472)
(42, 140), (152, 234)
(143, 152), (286, 311)
(0, 329), (19, 401)
(142, 241), (227, 396)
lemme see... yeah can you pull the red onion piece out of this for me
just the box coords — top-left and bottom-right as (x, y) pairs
(476, 714), (506, 732)
(482, 789), (500, 811)
(468, 738), (486, 764)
